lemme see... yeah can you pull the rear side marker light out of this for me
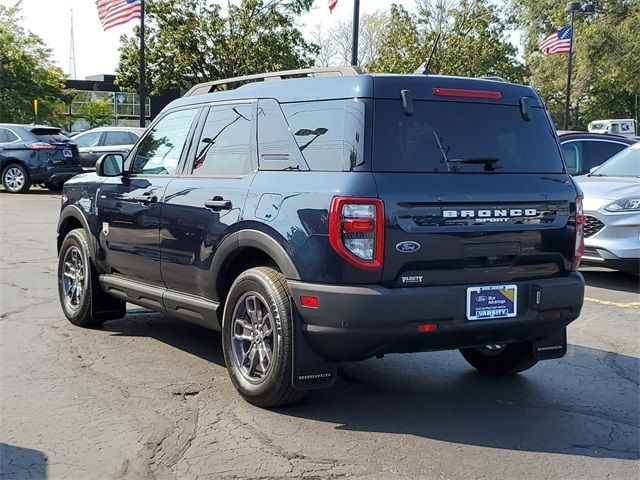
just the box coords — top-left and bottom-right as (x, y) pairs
(300, 296), (319, 309)
(329, 197), (384, 270)
(418, 323), (438, 333)
(432, 88), (502, 100)
(26, 142), (56, 150)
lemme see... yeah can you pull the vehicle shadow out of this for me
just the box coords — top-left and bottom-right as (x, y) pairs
(582, 268), (639, 294)
(0, 189), (59, 196)
(0, 443), (48, 479)
(105, 310), (639, 462)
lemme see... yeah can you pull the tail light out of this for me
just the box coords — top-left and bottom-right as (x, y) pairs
(26, 142), (56, 150)
(573, 196), (587, 269)
(329, 197), (384, 270)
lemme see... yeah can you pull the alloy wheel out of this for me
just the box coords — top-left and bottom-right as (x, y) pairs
(231, 292), (275, 382)
(61, 246), (86, 311)
(4, 167), (25, 192)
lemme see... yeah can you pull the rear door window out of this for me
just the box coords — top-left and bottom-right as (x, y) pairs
(104, 131), (135, 146)
(191, 103), (254, 176)
(0, 128), (19, 143)
(373, 100), (564, 173)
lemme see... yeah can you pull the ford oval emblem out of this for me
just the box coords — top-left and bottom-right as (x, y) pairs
(396, 241), (421, 253)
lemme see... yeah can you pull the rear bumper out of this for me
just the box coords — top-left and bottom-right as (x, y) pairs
(289, 273), (584, 361)
(30, 165), (83, 184)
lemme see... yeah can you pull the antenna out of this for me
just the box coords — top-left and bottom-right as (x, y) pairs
(414, 31), (442, 75)
(69, 9), (77, 79)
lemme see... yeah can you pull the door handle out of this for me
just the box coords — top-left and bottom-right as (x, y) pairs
(134, 193), (158, 204)
(204, 198), (232, 211)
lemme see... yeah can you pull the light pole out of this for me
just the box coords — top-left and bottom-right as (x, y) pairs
(351, 0), (360, 66)
(564, 2), (595, 130)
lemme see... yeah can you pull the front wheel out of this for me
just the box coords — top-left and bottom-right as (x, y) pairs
(222, 267), (304, 407)
(459, 342), (538, 375)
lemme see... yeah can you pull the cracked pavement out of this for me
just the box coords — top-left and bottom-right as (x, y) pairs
(1, 192), (639, 479)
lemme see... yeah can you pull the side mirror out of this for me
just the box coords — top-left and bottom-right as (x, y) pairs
(96, 153), (124, 177)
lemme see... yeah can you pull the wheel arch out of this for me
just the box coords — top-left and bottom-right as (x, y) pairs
(57, 206), (94, 258)
(212, 229), (301, 305)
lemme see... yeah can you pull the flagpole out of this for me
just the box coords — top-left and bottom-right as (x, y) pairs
(350, 0), (360, 66)
(139, 0), (146, 128)
(563, 9), (575, 130)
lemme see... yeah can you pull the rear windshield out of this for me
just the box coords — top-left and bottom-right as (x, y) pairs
(30, 128), (70, 144)
(373, 100), (564, 173)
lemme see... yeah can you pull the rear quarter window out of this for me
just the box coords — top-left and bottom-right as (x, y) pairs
(373, 100), (564, 174)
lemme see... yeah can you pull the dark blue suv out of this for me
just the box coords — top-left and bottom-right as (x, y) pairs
(56, 68), (585, 406)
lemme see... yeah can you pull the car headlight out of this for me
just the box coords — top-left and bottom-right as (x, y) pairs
(605, 196), (640, 212)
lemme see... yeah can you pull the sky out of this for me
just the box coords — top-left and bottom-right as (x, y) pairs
(2, 0), (417, 79)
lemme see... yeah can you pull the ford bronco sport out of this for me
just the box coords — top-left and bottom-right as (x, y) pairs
(56, 67), (585, 407)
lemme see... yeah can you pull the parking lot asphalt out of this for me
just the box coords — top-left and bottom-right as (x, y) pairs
(1, 191), (638, 480)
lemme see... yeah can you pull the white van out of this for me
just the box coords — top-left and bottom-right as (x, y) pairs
(587, 119), (637, 137)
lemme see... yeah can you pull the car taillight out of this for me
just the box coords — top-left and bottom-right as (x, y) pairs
(26, 142), (56, 150)
(329, 197), (384, 270)
(573, 196), (587, 269)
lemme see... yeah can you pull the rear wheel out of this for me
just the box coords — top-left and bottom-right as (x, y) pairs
(222, 267), (304, 407)
(2, 163), (31, 193)
(459, 342), (538, 375)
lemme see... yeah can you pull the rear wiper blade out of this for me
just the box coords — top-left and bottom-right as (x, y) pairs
(449, 156), (500, 171)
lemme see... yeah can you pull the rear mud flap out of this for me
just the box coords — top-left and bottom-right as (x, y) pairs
(532, 328), (567, 360)
(290, 299), (337, 390)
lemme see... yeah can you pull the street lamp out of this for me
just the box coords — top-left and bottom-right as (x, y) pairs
(564, 2), (596, 130)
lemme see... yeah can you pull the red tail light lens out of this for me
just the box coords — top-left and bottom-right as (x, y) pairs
(26, 142), (56, 150)
(573, 196), (587, 269)
(329, 197), (384, 270)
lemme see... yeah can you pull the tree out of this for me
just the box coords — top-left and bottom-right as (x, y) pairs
(116, 0), (318, 96)
(0, 3), (70, 125)
(509, 0), (640, 129)
(78, 100), (113, 128)
(367, 1), (525, 83)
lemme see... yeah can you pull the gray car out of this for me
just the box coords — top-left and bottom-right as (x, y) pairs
(71, 127), (145, 169)
(575, 143), (640, 274)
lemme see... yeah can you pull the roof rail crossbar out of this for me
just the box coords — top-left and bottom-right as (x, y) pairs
(183, 66), (364, 97)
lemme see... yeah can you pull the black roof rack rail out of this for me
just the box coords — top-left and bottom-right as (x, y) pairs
(183, 66), (364, 97)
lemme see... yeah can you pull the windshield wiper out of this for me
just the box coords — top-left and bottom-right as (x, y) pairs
(449, 156), (500, 172)
(588, 173), (607, 177)
(432, 132), (452, 172)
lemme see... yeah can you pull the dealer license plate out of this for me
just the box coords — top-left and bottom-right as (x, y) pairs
(466, 284), (517, 321)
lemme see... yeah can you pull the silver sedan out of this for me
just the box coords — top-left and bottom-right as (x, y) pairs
(575, 143), (640, 274)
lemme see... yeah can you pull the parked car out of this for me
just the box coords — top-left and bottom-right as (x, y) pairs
(56, 67), (585, 407)
(575, 143), (640, 274)
(557, 131), (637, 176)
(0, 124), (83, 193)
(71, 127), (145, 169)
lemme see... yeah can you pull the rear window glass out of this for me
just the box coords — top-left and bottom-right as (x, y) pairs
(31, 128), (69, 143)
(373, 100), (564, 173)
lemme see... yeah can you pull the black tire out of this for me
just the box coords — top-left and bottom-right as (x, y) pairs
(2, 163), (31, 193)
(57, 228), (104, 328)
(222, 267), (304, 407)
(44, 182), (63, 192)
(459, 342), (538, 375)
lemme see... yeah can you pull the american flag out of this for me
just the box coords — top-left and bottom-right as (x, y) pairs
(538, 25), (572, 56)
(329, 0), (339, 13)
(96, 0), (142, 31)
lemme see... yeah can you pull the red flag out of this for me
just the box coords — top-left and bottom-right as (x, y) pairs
(329, 0), (338, 13)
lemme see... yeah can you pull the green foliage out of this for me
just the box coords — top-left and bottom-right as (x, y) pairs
(77, 100), (114, 128)
(367, 1), (525, 83)
(509, 0), (640, 129)
(116, 0), (318, 96)
(0, 2), (70, 125)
